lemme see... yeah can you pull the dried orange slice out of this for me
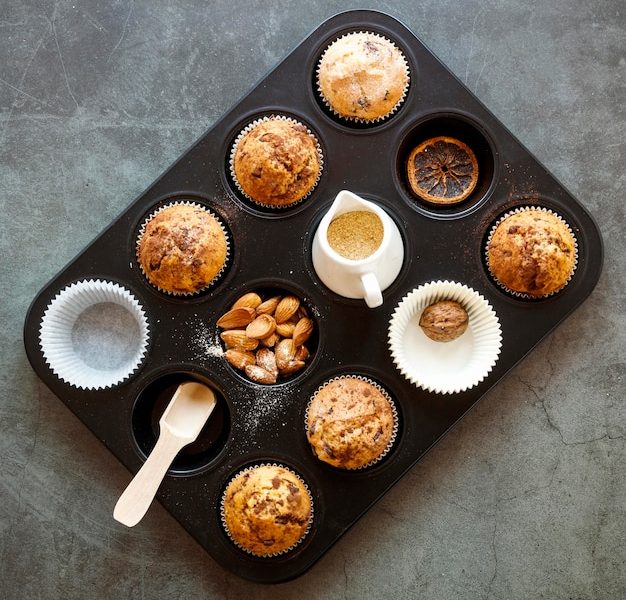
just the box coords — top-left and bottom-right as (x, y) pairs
(406, 136), (479, 205)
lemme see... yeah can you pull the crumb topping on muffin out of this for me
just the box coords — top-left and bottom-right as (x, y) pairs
(317, 32), (408, 121)
(137, 204), (227, 294)
(232, 118), (321, 207)
(307, 377), (395, 469)
(222, 464), (312, 556)
(487, 209), (576, 297)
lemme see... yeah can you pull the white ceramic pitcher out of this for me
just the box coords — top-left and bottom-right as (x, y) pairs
(312, 190), (404, 308)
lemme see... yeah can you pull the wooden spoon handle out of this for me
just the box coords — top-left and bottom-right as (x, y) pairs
(113, 430), (187, 527)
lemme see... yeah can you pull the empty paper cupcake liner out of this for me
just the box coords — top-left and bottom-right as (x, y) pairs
(229, 115), (324, 209)
(304, 374), (398, 469)
(220, 462), (314, 558)
(485, 205), (579, 299)
(39, 279), (150, 390)
(316, 31), (410, 124)
(136, 200), (231, 296)
(388, 281), (502, 394)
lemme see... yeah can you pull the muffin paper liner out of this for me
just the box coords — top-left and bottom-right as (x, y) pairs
(304, 375), (398, 469)
(136, 200), (231, 296)
(39, 279), (150, 390)
(220, 462), (314, 558)
(388, 281), (502, 394)
(316, 31), (410, 124)
(229, 115), (324, 209)
(485, 205), (579, 299)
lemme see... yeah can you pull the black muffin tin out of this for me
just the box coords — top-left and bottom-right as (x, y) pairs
(23, 10), (603, 583)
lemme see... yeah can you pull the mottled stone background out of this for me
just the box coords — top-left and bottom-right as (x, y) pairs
(1, 1), (624, 598)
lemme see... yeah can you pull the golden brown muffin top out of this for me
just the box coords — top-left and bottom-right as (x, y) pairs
(317, 32), (408, 121)
(232, 118), (320, 207)
(137, 204), (227, 294)
(222, 464), (312, 557)
(307, 377), (395, 469)
(488, 209), (576, 297)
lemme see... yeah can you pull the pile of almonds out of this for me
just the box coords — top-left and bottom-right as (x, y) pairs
(217, 292), (314, 384)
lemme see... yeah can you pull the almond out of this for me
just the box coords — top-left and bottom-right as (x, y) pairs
(245, 364), (276, 385)
(256, 296), (281, 315)
(297, 305), (309, 319)
(274, 295), (300, 324)
(260, 332), (280, 348)
(292, 317), (313, 347)
(256, 348), (278, 377)
(224, 349), (256, 371)
(295, 344), (310, 362)
(246, 314), (276, 340)
(216, 307), (256, 329)
(279, 360), (305, 376)
(220, 330), (258, 351)
(275, 338), (296, 370)
(232, 292), (262, 310)
(275, 322), (295, 338)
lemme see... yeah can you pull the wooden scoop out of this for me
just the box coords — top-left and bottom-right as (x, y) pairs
(113, 382), (217, 527)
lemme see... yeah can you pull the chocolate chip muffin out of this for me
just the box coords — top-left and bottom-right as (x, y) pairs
(221, 464), (312, 557)
(231, 117), (322, 207)
(306, 376), (396, 469)
(487, 208), (577, 297)
(137, 204), (228, 294)
(317, 32), (409, 122)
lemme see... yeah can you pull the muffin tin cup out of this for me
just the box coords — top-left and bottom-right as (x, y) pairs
(228, 115), (324, 210)
(39, 279), (150, 390)
(388, 281), (503, 395)
(316, 31), (410, 124)
(220, 462), (314, 558)
(304, 374), (399, 470)
(485, 205), (579, 300)
(136, 200), (231, 296)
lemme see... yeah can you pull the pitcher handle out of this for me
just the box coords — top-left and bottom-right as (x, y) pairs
(361, 273), (383, 308)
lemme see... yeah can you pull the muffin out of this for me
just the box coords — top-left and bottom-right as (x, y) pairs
(231, 116), (322, 207)
(487, 208), (577, 297)
(221, 464), (312, 557)
(317, 32), (409, 122)
(407, 136), (479, 204)
(306, 376), (396, 469)
(137, 203), (228, 295)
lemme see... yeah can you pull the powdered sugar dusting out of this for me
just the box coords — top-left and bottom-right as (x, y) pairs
(190, 319), (224, 360)
(238, 385), (294, 436)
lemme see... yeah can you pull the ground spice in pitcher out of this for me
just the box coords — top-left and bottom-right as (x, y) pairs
(327, 210), (384, 260)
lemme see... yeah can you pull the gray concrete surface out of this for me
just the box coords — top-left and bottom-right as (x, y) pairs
(1, 1), (624, 598)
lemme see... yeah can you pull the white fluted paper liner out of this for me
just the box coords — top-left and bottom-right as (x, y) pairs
(485, 205), (579, 300)
(229, 115), (324, 209)
(304, 375), (398, 470)
(388, 281), (502, 394)
(316, 31), (410, 124)
(39, 279), (150, 390)
(136, 201), (231, 296)
(220, 462), (314, 558)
